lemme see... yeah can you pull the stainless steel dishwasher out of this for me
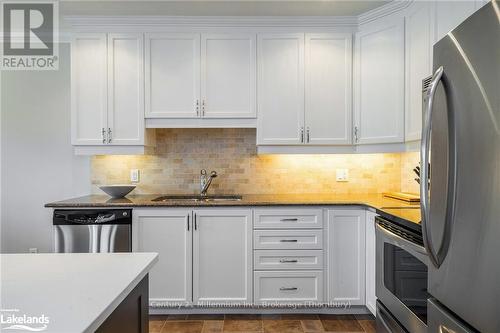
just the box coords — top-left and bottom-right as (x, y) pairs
(53, 209), (132, 253)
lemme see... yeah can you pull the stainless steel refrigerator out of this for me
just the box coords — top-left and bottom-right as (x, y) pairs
(421, 1), (500, 332)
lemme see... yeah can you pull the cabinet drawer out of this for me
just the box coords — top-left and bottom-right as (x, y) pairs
(254, 230), (323, 250)
(254, 209), (323, 229)
(254, 250), (324, 270)
(254, 271), (323, 303)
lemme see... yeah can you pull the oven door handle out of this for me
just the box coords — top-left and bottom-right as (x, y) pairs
(376, 223), (427, 256)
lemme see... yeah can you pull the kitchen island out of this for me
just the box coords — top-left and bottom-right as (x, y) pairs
(0, 253), (158, 333)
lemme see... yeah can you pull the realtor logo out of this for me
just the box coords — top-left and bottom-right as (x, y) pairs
(1, 1), (59, 70)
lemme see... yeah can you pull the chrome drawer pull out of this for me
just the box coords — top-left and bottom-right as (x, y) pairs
(279, 259), (298, 263)
(280, 239), (298, 242)
(280, 218), (298, 222)
(280, 287), (298, 291)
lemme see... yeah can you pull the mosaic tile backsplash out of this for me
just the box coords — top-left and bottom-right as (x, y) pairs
(91, 129), (419, 195)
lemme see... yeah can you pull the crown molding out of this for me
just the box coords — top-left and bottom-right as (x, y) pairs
(64, 15), (359, 29)
(357, 0), (413, 26)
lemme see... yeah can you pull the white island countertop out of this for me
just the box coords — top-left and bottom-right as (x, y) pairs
(0, 253), (158, 333)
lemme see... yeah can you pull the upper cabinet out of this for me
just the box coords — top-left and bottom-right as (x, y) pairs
(305, 33), (353, 145)
(257, 33), (305, 145)
(71, 33), (148, 154)
(145, 33), (200, 118)
(201, 34), (256, 118)
(405, 2), (433, 142)
(258, 33), (352, 146)
(354, 17), (405, 145)
(145, 33), (256, 120)
(433, 1), (478, 43)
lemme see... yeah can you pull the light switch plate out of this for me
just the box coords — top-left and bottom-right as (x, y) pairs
(336, 169), (349, 182)
(130, 169), (140, 183)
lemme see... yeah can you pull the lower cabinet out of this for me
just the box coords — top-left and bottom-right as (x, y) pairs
(133, 208), (252, 306)
(365, 211), (377, 315)
(193, 209), (252, 304)
(254, 271), (323, 304)
(327, 209), (366, 306)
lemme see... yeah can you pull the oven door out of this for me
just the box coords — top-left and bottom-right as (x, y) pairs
(376, 218), (429, 333)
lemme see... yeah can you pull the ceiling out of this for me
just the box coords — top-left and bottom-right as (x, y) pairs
(60, 0), (391, 17)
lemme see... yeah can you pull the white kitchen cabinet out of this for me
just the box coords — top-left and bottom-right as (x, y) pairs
(145, 33), (200, 118)
(254, 271), (323, 304)
(201, 33), (256, 118)
(305, 33), (353, 145)
(365, 211), (377, 316)
(405, 3), (433, 142)
(354, 17), (405, 144)
(71, 33), (148, 153)
(327, 209), (366, 305)
(132, 209), (192, 305)
(193, 209), (252, 304)
(107, 33), (145, 145)
(71, 33), (107, 145)
(257, 33), (305, 145)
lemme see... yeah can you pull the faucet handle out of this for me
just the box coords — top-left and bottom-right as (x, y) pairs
(210, 171), (218, 178)
(201, 169), (207, 176)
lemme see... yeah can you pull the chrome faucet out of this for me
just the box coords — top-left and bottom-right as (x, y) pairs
(200, 169), (218, 196)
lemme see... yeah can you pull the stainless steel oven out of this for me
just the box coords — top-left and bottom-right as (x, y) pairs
(376, 216), (429, 333)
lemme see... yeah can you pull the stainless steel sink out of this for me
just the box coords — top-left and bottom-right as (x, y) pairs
(152, 195), (242, 202)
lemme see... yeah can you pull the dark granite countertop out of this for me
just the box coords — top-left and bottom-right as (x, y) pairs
(45, 193), (421, 227)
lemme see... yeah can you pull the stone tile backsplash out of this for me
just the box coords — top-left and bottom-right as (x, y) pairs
(91, 129), (416, 195)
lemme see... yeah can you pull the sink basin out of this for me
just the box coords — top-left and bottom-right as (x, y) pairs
(152, 195), (242, 202)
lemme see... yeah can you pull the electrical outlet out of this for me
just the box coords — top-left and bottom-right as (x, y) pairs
(336, 169), (349, 182)
(130, 169), (140, 183)
(29, 248), (38, 253)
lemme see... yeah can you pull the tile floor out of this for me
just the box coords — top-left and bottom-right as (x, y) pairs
(149, 314), (376, 333)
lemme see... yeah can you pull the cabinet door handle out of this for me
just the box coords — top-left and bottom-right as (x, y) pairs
(306, 127), (310, 143)
(280, 218), (298, 222)
(194, 213), (197, 230)
(300, 127), (304, 143)
(354, 126), (359, 143)
(279, 259), (298, 263)
(280, 239), (298, 242)
(196, 99), (200, 117)
(279, 287), (298, 291)
(107, 128), (112, 144)
(102, 128), (106, 144)
(202, 100), (206, 116)
(187, 214), (190, 231)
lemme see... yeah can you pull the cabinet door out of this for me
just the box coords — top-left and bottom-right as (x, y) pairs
(201, 33), (256, 118)
(305, 33), (352, 145)
(405, 3), (433, 141)
(132, 209), (192, 305)
(434, 1), (477, 42)
(365, 211), (377, 316)
(257, 33), (305, 145)
(354, 18), (405, 144)
(145, 33), (200, 118)
(107, 33), (144, 145)
(193, 209), (252, 304)
(71, 33), (107, 145)
(327, 209), (366, 305)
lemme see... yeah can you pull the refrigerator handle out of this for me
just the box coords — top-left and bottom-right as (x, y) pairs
(421, 66), (444, 268)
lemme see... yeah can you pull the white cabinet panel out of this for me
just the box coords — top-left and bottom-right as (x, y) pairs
(107, 33), (144, 145)
(365, 211), (377, 316)
(201, 34), (256, 118)
(434, 1), (477, 43)
(71, 34), (107, 145)
(254, 271), (323, 304)
(354, 18), (405, 144)
(132, 209), (192, 305)
(405, 3), (433, 142)
(193, 209), (252, 303)
(327, 209), (366, 305)
(257, 33), (305, 145)
(305, 33), (352, 145)
(145, 33), (200, 118)
(254, 208), (323, 229)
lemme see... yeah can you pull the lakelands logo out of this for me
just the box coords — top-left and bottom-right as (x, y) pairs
(1, 1), (59, 70)
(1, 309), (50, 331)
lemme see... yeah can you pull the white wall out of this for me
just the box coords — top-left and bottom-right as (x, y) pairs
(0, 43), (90, 253)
